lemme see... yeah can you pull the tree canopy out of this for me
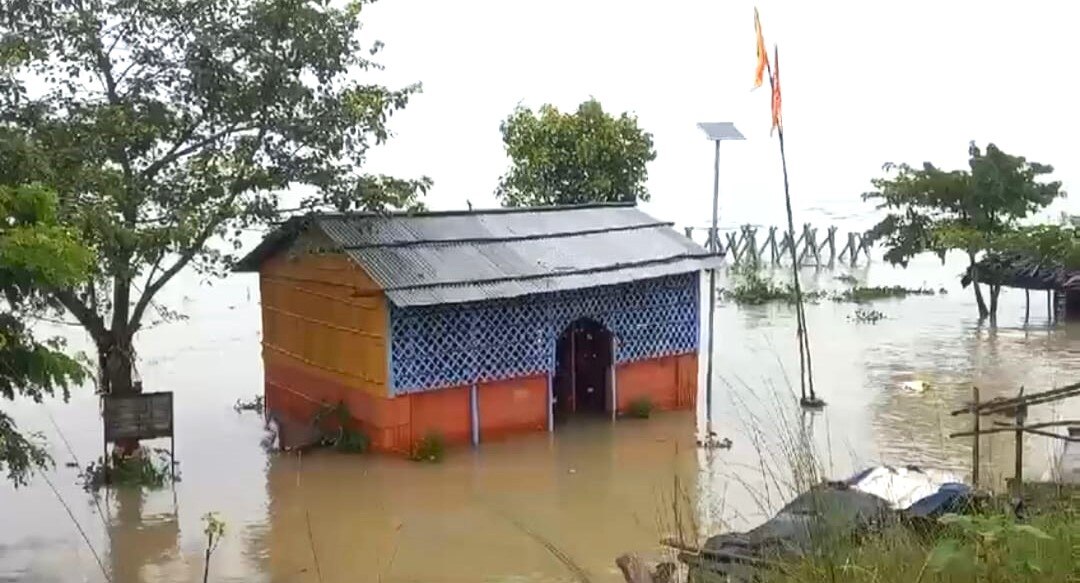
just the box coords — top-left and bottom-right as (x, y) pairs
(0, 0), (428, 407)
(495, 99), (656, 207)
(0, 184), (91, 486)
(863, 142), (1063, 318)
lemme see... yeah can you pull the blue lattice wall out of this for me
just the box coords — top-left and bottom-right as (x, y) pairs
(388, 273), (700, 395)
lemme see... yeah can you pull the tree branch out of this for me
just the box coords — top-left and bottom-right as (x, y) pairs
(141, 122), (258, 179)
(128, 122), (270, 331)
(53, 289), (107, 343)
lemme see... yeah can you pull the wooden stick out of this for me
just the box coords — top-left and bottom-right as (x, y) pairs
(1014, 387), (1026, 496)
(950, 380), (1080, 416)
(972, 387), (980, 487)
(951, 419), (1080, 438)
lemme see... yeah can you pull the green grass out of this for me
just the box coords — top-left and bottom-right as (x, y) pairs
(758, 508), (1080, 583)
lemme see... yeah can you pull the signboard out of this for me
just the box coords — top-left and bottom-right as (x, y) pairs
(103, 391), (174, 443)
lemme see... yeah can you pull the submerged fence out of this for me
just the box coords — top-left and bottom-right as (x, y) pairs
(684, 224), (873, 267)
(951, 381), (1080, 491)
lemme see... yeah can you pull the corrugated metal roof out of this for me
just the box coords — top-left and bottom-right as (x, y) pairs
(237, 203), (721, 306)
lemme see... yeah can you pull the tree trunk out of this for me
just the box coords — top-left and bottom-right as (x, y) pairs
(968, 252), (989, 319)
(989, 284), (1001, 325)
(98, 330), (141, 455)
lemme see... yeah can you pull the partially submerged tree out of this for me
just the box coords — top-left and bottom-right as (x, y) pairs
(1, 184), (91, 485)
(863, 142), (1062, 319)
(496, 99), (656, 207)
(0, 0), (429, 450)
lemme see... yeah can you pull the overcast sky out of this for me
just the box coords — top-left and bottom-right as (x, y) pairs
(350, 0), (1079, 230)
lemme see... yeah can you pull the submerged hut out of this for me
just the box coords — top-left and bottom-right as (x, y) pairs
(235, 203), (719, 454)
(963, 252), (1080, 320)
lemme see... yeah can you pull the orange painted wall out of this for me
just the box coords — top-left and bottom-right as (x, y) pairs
(259, 238), (389, 398)
(616, 353), (697, 413)
(265, 351), (695, 456)
(478, 376), (549, 441)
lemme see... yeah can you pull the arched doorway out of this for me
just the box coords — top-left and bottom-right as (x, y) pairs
(553, 318), (613, 423)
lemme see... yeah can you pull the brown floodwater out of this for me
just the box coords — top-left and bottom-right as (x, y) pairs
(4, 253), (1080, 582)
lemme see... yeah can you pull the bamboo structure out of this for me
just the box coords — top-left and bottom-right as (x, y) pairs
(950, 381), (1080, 492)
(683, 224), (871, 268)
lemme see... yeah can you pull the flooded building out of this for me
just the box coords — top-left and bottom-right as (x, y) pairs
(235, 203), (719, 454)
(964, 252), (1080, 320)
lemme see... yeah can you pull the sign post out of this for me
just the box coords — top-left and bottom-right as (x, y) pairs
(103, 391), (175, 478)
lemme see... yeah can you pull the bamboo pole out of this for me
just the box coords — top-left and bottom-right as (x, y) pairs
(764, 45), (819, 407)
(972, 386), (980, 488)
(950, 380), (1080, 416)
(1013, 387), (1026, 497)
(1025, 289), (1031, 323)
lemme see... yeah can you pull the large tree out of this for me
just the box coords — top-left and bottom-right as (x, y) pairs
(0, 0), (428, 444)
(1, 184), (91, 485)
(863, 142), (1063, 319)
(495, 99), (656, 207)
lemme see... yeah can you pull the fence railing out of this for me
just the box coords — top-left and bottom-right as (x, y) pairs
(950, 381), (1080, 491)
(684, 224), (873, 267)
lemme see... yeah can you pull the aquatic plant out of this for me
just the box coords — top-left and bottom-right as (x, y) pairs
(849, 308), (886, 324)
(233, 394), (265, 414)
(410, 432), (446, 463)
(832, 285), (937, 303)
(202, 512), (226, 583)
(835, 274), (858, 285)
(726, 266), (793, 305)
(78, 447), (178, 491)
(627, 396), (655, 419)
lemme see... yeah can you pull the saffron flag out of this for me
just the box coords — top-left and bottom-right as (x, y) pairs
(771, 44), (782, 134)
(753, 8), (768, 89)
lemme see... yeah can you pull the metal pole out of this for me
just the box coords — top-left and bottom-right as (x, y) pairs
(705, 140), (720, 436)
(470, 383), (480, 446)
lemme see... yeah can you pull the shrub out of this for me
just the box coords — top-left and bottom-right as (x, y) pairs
(79, 447), (178, 491)
(410, 432), (446, 463)
(627, 396), (654, 419)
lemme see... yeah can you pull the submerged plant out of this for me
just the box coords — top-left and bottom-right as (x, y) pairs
(78, 447), (178, 491)
(410, 432), (446, 463)
(202, 512), (226, 583)
(233, 394), (265, 414)
(627, 396), (655, 419)
(849, 308), (886, 324)
(312, 401), (369, 454)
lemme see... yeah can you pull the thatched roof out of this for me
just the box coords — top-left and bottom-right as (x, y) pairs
(962, 252), (1080, 291)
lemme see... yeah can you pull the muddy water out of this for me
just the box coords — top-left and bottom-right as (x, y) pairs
(5, 252), (1080, 582)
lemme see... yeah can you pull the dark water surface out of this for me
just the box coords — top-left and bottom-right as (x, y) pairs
(4, 252), (1080, 582)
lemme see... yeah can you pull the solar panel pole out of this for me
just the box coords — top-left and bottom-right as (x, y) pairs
(697, 123), (745, 441)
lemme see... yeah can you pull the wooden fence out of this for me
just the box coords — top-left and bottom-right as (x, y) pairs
(950, 381), (1080, 492)
(684, 224), (873, 267)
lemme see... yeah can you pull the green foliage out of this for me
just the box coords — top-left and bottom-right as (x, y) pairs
(496, 99), (656, 207)
(760, 510), (1080, 583)
(626, 396), (654, 419)
(993, 225), (1080, 269)
(864, 142), (1063, 267)
(410, 432), (446, 463)
(312, 401), (369, 454)
(202, 512), (226, 583)
(849, 308), (885, 324)
(79, 447), (178, 490)
(726, 265), (800, 304)
(833, 285), (937, 303)
(0, 0), (430, 395)
(0, 183), (89, 486)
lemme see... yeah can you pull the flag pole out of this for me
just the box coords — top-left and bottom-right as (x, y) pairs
(764, 44), (824, 409)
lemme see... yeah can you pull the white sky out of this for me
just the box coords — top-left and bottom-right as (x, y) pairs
(355, 0), (1080, 229)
